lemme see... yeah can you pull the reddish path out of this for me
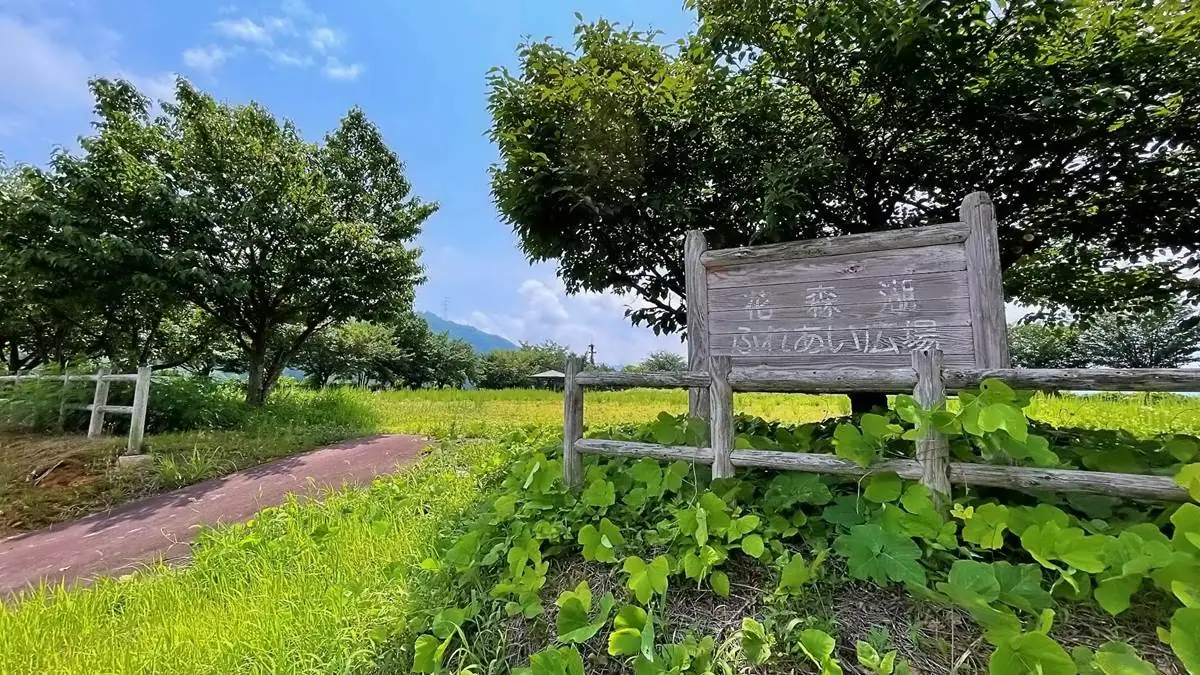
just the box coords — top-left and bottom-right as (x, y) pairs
(0, 435), (426, 597)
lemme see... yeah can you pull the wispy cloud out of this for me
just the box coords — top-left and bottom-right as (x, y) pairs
(182, 45), (231, 72)
(214, 17), (274, 45)
(322, 56), (361, 81)
(185, 1), (360, 81)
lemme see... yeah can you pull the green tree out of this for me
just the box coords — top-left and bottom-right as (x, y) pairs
(13, 78), (435, 404)
(1081, 302), (1200, 368)
(488, 1), (1200, 334)
(477, 341), (571, 389)
(625, 350), (687, 372)
(293, 321), (400, 387)
(1008, 323), (1088, 369)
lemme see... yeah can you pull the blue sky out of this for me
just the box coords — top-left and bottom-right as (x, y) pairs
(0, 0), (695, 366)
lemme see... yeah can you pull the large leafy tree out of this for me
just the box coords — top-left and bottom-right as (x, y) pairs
(13, 78), (434, 404)
(1008, 323), (1088, 369)
(1081, 302), (1200, 368)
(489, 0), (1200, 337)
(625, 350), (688, 372)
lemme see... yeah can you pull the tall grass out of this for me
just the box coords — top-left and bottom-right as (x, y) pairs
(0, 437), (517, 674)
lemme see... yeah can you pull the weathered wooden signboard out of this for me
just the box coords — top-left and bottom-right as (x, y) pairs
(685, 192), (1009, 413)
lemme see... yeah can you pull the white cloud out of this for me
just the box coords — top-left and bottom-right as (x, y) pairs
(457, 278), (684, 366)
(309, 26), (341, 53)
(0, 13), (174, 132)
(264, 50), (313, 68)
(182, 45), (231, 72)
(214, 17), (273, 45)
(322, 56), (362, 81)
(0, 16), (94, 109)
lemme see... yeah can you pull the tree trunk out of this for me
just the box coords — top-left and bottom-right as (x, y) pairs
(847, 392), (888, 415)
(246, 342), (267, 407)
(7, 341), (18, 376)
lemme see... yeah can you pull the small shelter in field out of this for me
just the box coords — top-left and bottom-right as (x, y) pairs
(531, 370), (565, 391)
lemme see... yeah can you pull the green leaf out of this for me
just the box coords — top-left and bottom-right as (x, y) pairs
(521, 646), (586, 675)
(624, 555), (670, 605)
(555, 582), (614, 644)
(834, 423), (877, 467)
(1092, 642), (1157, 675)
(779, 552), (815, 592)
(740, 617), (772, 665)
(630, 459), (664, 495)
(834, 524), (926, 587)
(861, 413), (902, 440)
(582, 478), (616, 508)
(741, 533), (765, 558)
(937, 559), (1000, 607)
(1174, 463), (1200, 501)
(797, 629), (843, 675)
(1171, 503), (1200, 553)
(1171, 607), (1200, 675)
(1165, 437), (1199, 462)
(962, 503), (1009, 550)
(608, 605), (648, 656)
(989, 632), (1074, 675)
(1021, 522), (1107, 573)
(764, 473), (833, 509)
(1094, 575), (1141, 616)
(823, 495), (871, 528)
(710, 570), (730, 597)
(864, 471), (903, 503)
(578, 518), (625, 562)
(412, 634), (450, 673)
(993, 562), (1052, 614)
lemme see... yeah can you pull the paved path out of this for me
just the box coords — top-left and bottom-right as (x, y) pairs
(0, 435), (427, 597)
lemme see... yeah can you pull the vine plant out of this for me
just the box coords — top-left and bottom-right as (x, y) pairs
(409, 381), (1200, 674)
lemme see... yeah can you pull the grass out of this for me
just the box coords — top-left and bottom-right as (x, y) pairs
(2, 387), (1199, 673)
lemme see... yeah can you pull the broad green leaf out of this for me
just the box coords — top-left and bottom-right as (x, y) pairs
(764, 472), (833, 510)
(624, 555), (670, 605)
(1171, 607), (1200, 675)
(1173, 580), (1200, 608)
(864, 471), (903, 503)
(993, 562), (1052, 614)
(578, 518), (624, 562)
(989, 632), (1074, 675)
(834, 524), (925, 587)
(779, 553), (814, 592)
(937, 559), (1000, 607)
(699, 491), (732, 534)
(556, 585), (614, 644)
(834, 423), (877, 467)
(1170, 503), (1200, 553)
(1020, 522), (1107, 573)
(961, 503), (1008, 550)
(741, 534), (765, 558)
(710, 570), (730, 597)
(1165, 437), (1199, 462)
(727, 514), (762, 540)
(630, 459), (664, 495)
(1092, 642), (1157, 675)
(797, 629), (843, 675)
(608, 605), (647, 656)
(861, 413), (902, 440)
(582, 478), (615, 508)
(740, 617), (771, 665)
(412, 634), (450, 673)
(521, 646), (586, 675)
(1094, 575), (1141, 616)
(822, 495), (870, 528)
(1174, 463), (1200, 501)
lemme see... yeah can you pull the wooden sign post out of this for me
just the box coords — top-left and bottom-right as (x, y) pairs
(685, 192), (1009, 419)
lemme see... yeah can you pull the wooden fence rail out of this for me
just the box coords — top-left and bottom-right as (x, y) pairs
(0, 366), (153, 454)
(562, 354), (1196, 503)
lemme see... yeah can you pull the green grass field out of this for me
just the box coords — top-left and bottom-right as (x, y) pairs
(2, 388), (1199, 673)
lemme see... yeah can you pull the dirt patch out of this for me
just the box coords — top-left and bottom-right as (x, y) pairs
(0, 432), (126, 536)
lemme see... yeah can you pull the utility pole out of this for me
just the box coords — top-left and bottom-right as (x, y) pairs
(442, 297), (449, 318)
(586, 343), (596, 367)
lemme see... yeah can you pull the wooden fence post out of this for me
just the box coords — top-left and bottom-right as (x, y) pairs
(88, 368), (111, 438)
(563, 355), (584, 489)
(912, 349), (951, 508)
(685, 230), (710, 421)
(709, 355), (734, 479)
(57, 374), (72, 432)
(961, 192), (1011, 368)
(126, 365), (152, 454)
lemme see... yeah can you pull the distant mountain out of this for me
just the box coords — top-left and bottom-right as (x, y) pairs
(419, 312), (519, 353)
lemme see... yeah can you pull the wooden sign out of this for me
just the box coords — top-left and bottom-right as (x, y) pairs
(684, 192), (1009, 413)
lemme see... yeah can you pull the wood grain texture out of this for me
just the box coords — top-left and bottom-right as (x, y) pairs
(707, 244), (967, 290)
(126, 365), (153, 455)
(961, 192), (1010, 368)
(685, 230), (711, 420)
(575, 439), (715, 464)
(700, 221), (970, 268)
(729, 451), (1188, 501)
(730, 352), (980, 369)
(912, 349), (950, 506)
(563, 356), (584, 489)
(0, 373), (140, 383)
(575, 371), (711, 389)
(710, 297), (973, 334)
(709, 355), (734, 478)
(730, 367), (918, 392)
(87, 367), (111, 438)
(709, 270), (969, 313)
(87, 404), (135, 415)
(713, 326), (976, 358)
(945, 368), (1200, 392)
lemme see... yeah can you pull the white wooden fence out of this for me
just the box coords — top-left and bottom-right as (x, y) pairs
(562, 353), (1197, 504)
(0, 366), (153, 454)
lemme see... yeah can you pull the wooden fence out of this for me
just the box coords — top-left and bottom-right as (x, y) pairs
(0, 366), (153, 454)
(561, 352), (1197, 504)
